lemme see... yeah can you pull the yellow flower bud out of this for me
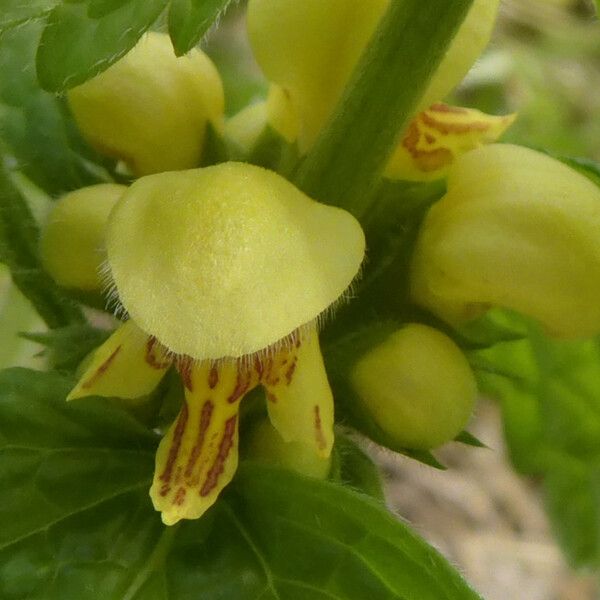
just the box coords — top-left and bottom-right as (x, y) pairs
(244, 418), (331, 480)
(67, 32), (224, 176)
(411, 144), (600, 338)
(106, 162), (365, 359)
(351, 324), (477, 450)
(224, 85), (298, 154)
(40, 183), (126, 291)
(247, 0), (499, 152)
(417, 0), (500, 112)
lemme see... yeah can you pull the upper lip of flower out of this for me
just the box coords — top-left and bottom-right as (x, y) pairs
(103, 161), (365, 360)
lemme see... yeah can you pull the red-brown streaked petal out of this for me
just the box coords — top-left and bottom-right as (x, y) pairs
(385, 103), (516, 182)
(150, 359), (260, 525)
(261, 325), (334, 458)
(67, 320), (172, 401)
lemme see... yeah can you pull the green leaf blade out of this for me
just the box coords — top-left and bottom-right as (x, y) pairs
(36, 0), (168, 92)
(474, 317), (600, 567)
(168, 0), (233, 56)
(0, 0), (57, 35)
(232, 463), (483, 600)
(1, 367), (482, 599)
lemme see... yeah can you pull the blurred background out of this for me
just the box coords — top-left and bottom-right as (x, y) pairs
(2, 0), (599, 598)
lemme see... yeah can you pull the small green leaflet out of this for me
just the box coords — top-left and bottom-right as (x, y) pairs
(34, 0), (236, 92)
(0, 367), (483, 599)
(0, 24), (107, 195)
(36, 0), (169, 92)
(472, 315), (600, 567)
(169, 0), (234, 56)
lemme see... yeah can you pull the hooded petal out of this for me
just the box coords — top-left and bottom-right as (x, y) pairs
(106, 163), (364, 359)
(68, 320), (172, 401)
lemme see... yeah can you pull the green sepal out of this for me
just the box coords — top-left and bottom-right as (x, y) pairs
(87, 0), (130, 19)
(199, 121), (232, 167)
(454, 430), (487, 448)
(245, 125), (300, 177)
(19, 324), (111, 372)
(0, 0), (56, 35)
(330, 432), (385, 501)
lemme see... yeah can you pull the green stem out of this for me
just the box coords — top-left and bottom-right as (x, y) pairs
(293, 0), (474, 220)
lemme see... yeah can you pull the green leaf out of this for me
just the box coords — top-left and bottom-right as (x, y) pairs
(87, 0), (132, 19)
(0, 165), (85, 328)
(474, 317), (600, 567)
(1, 368), (482, 599)
(0, 23), (108, 194)
(168, 0), (233, 56)
(230, 464), (482, 600)
(36, 0), (168, 92)
(0, 0), (57, 34)
(560, 155), (600, 188)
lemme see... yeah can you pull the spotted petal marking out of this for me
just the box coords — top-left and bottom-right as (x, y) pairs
(151, 325), (335, 525)
(385, 103), (516, 182)
(151, 359), (261, 525)
(68, 320), (172, 401)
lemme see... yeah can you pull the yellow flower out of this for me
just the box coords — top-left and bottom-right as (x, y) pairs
(351, 324), (476, 449)
(67, 32), (224, 176)
(69, 162), (364, 525)
(411, 144), (600, 338)
(40, 184), (127, 291)
(247, 0), (502, 160)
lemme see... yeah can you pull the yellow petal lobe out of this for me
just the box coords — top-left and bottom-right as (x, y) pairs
(106, 163), (365, 359)
(385, 104), (515, 181)
(263, 326), (334, 458)
(151, 359), (258, 525)
(67, 320), (172, 401)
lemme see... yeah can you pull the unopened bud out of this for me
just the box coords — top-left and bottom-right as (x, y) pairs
(68, 32), (224, 176)
(40, 183), (126, 291)
(411, 144), (600, 338)
(247, 0), (499, 151)
(351, 324), (477, 450)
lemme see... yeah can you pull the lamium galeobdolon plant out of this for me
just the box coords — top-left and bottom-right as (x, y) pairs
(3, 0), (600, 597)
